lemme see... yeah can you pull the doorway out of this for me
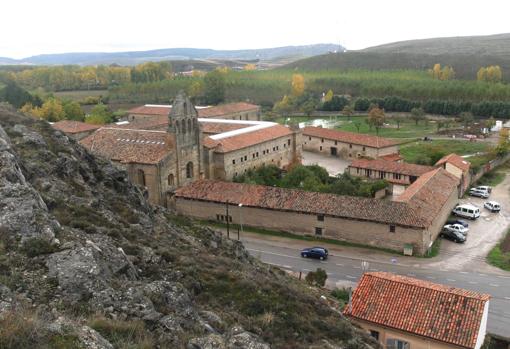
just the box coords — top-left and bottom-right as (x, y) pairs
(330, 147), (337, 156)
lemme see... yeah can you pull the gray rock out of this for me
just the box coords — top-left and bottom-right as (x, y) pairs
(188, 334), (226, 349)
(77, 325), (114, 349)
(0, 284), (14, 319)
(226, 326), (270, 349)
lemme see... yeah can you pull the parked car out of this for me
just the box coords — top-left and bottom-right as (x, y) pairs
(440, 229), (466, 243)
(484, 201), (501, 213)
(476, 185), (492, 193)
(469, 188), (489, 198)
(452, 204), (480, 220)
(446, 219), (468, 228)
(443, 224), (469, 236)
(301, 247), (328, 260)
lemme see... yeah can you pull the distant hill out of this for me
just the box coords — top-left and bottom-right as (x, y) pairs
(285, 33), (510, 81)
(0, 44), (343, 66)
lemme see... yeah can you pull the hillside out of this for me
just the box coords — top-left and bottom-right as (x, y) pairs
(0, 106), (375, 348)
(0, 44), (342, 66)
(286, 33), (510, 80)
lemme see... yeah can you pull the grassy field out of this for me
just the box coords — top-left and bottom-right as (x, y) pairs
(487, 229), (510, 271)
(475, 163), (509, 187)
(54, 89), (109, 101)
(400, 139), (491, 165)
(336, 116), (437, 139)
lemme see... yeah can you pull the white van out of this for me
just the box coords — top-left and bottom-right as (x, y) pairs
(452, 204), (480, 220)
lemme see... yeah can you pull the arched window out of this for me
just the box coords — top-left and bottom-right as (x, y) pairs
(174, 120), (179, 133)
(188, 119), (192, 133)
(137, 169), (146, 186)
(181, 119), (186, 134)
(193, 118), (197, 129)
(186, 162), (194, 178)
(168, 173), (174, 186)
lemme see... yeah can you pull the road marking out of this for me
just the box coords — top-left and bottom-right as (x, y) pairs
(497, 275), (510, 279)
(336, 263), (344, 267)
(426, 276), (435, 279)
(303, 268), (311, 272)
(489, 283), (499, 287)
(447, 279), (456, 282)
(407, 273), (416, 277)
(370, 269), (379, 272)
(346, 275), (356, 279)
(459, 271), (468, 274)
(469, 281), (478, 284)
(266, 262), (292, 269)
(504, 297), (510, 300)
(246, 248), (300, 259)
(479, 273), (487, 277)
(353, 266), (360, 269)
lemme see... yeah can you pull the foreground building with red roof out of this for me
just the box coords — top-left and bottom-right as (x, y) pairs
(345, 272), (489, 349)
(435, 153), (471, 195)
(51, 120), (101, 140)
(173, 166), (459, 255)
(303, 126), (400, 159)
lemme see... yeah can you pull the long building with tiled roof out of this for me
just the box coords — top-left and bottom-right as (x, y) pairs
(435, 153), (471, 195)
(51, 120), (101, 140)
(345, 272), (489, 349)
(303, 126), (400, 160)
(174, 167), (460, 255)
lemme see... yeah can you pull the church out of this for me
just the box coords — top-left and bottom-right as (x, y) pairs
(79, 92), (301, 206)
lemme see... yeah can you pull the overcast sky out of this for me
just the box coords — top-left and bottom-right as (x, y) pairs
(2, 0), (509, 58)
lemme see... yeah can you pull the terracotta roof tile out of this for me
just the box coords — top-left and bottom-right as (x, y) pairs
(203, 124), (293, 153)
(344, 272), (489, 349)
(175, 180), (425, 227)
(201, 122), (249, 135)
(350, 159), (434, 177)
(303, 126), (398, 148)
(435, 153), (471, 172)
(51, 120), (101, 134)
(112, 116), (168, 131)
(395, 168), (459, 226)
(198, 102), (260, 118)
(128, 105), (171, 116)
(380, 153), (402, 162)
(79, 127), (174, 164)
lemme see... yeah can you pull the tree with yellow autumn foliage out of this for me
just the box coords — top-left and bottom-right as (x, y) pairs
(477, 65), (502, 82)
(324, 89), (333, 102)
(244, 64), (257, 71)
(429, 64), (455, 80)
(291, 74), (305, 97)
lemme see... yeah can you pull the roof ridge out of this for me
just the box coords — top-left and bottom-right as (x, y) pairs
(365, 272), (490, 300)
(397, 167), (441, 201)
(100, 127), (167, 133)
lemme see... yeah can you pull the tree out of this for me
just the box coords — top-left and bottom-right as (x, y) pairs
(342, 105), (354, 120)
(459, 111), (474, 128)
(368, 106), (385, 135)
(353, 120), (362, 133)
(436, 120), (445, 132)
(410, 107), (425, 125)
(305, 268), (328, 287)
(204, 70), (226, 105)
(393, 115), (405, 129)
(440, 66), (455, 80)
(291, 74), (305, 97)
(85, 103), (113, 125)
(273, 95), (292, 116)
(477, 65), (502, 82)
(495, 129), (510, 156)
(300, 98), (317, 117)
(0, 81), (41, 109)
(485, 117), (496, 131)
(243, 64), (256, 71)
(62, 100), (85, 121)
(432, 63), (441, 79)
(188, 81), (204, 99)
(324, 89), (333, 102)
(477, 67), (487, 81)
(35, 98), (66, 122)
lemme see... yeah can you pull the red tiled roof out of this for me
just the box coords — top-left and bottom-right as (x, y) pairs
(350, 159), (434, 177)
(203, 124), (293, 153)
(435, 153), (471, 172)
(303, 126), (398, 148)
(380, 153), (402, 162)
(344, 272), (489, 349)
(79, 127), (174, 164)
(175, 180), (425, 227)
(395, 168), (459, 226)
(128, 105), (171, 116)
(51, 120), (101, 134)
(112, 116), (168, 131)
(198, 102), (259, 118)
(201, 122), (249, 135)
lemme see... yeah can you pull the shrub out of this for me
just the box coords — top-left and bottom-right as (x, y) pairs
(21, 238), (56, 258)
(331, 287), (350, 303)
(305, 268), (328, 287)
(88, 316), (154, 348)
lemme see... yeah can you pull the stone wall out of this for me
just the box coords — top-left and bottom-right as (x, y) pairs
(175, 198), (428, 255)
(302, 135), (399, 159)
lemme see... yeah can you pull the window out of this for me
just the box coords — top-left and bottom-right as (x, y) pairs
(288, 139), (291, 145)
(137, 169), (146, 186)
(187, 119), (192, 133)
(241, 157), (244, 163)
(244, 155), (247, 161)
(317, 215), (324, 221)
(321, 138), (324, 143)
(216, 214), (221, 221)
(380, 171), (385, 179)
(389, 225), (396, 233)
(349, 144), (352, 149)
(335, 141), (338, 145)
(370, 331), (379, 341)
(386, 339), (409, 349)
(256, 152), (259, 157)
(186, 162), (194, 178)
(315, 227), (323, 236)
(320, 146), (323, 151)
(356, 168), (360, 174)
(276, 146), (279, 150)
(253, 154), (255, 158)
(309, 136), (311, 141)
(232, 159), (236, 165)
(363, 146), (366, 151)
(167, 173), (174, 186)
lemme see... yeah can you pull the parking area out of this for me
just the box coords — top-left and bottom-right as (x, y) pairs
(301, 150), (351, 176)
(430, 173), (510, 272)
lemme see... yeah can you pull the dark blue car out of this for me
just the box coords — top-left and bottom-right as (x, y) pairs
(446, 219), (468, 228)
(301, 247), (328, 260)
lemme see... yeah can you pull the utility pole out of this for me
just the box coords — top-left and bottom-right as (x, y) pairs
(226, 200), (230, 239)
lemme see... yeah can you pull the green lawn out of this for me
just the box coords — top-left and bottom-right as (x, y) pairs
(400, 139), (491, 165)
(487, 230), (510, 271)
(337, 117), (438, 139)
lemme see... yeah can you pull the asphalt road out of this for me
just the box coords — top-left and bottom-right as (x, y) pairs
(244, 238), (510, 337)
